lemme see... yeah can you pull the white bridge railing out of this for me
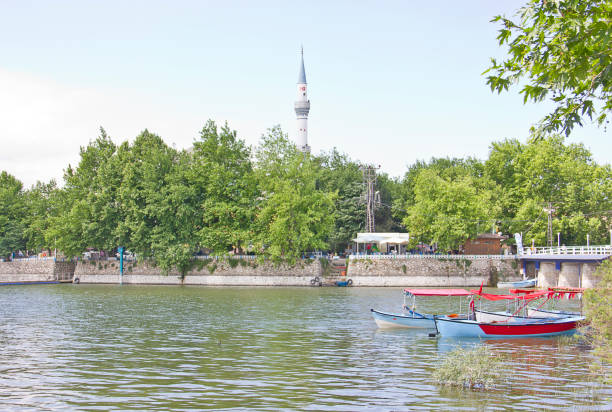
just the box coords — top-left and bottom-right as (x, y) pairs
(348, 254), (516, 260)
(520, 245), (612, 256)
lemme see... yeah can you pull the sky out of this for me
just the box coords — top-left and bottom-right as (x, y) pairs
(0, 0), (609, 187)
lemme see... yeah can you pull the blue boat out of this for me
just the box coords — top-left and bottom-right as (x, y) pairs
(371, 308), (435, 329)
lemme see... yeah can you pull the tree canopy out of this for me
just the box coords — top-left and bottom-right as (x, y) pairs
(485, 0), (612, 135)
(1, 122), (609, 265)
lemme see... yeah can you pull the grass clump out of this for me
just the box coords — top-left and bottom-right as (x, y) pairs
(432, 346), (505, 390)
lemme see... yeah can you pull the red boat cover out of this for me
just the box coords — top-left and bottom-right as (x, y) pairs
(510, 288), (583, 300)
(470, 290), (549, 301)
(509, 289), (538, 294)
(404, 288), (471, 296)
(548, 287), (585, 293)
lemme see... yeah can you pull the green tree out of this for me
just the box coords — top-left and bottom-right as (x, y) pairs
(374, 173), (404, 233)
(115, 130), (180, 270)
(23, 180), (60, 252)
(192, 120), (257, 254)
(0, 171), (26, 259)
(47, 128), (118, 257)
(486, 0), (612, 135)
(485, 136), (612, 245)
(315, 149), (364, 253)
(404, 169), (495, 251)
(394, 157), (487, 230)
(254, 127), (336, 262)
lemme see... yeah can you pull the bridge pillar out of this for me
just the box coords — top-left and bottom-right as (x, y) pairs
(537, 262), (557, 288)
(582, 263), (602, 288)
(558, 262), (580, 288)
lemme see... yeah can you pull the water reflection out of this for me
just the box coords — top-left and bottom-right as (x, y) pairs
(0, 285), (609, 410)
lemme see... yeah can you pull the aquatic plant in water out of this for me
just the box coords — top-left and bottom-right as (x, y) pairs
(432, 346), (505, 389)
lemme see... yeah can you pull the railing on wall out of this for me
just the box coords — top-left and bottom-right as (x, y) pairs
(195, 255), (258, 260)
(348, 254), (517, 260)
(520, 245), (612, 256)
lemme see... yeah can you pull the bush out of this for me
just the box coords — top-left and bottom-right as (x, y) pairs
(239, 259), (248, 267)
(207, 263), (217, 274)
(584, 259), (612, 383)
(432, 346), (506, 389)
(228, 258), (239, 268)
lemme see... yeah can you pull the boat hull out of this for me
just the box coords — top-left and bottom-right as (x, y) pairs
(371, 309), (435, 329)
(527, 308), (579, 318)
(474, 310), (551, 323)
(497, 278), (537, 288)
(435, 315), (583, 338)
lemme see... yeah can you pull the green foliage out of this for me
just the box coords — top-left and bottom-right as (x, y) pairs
(207, 263), (217, 274)
(228, 257), (239, 268)
(315, 149), (365, 252)
(0, 171), (26, 259)
(584, 260), (612, 383)
(485, 136), (611, 245)
(403, 168), (496, 251)
(253, 127), (336, 263)
(23, 180), (60, 251)
(485, 0), (612, 135)
(432, 346), (506, 389)
(192, 121), (257, 254)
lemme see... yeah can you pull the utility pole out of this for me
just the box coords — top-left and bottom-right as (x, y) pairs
(361, 165), (381, 233)
(543, 202), (556, 247)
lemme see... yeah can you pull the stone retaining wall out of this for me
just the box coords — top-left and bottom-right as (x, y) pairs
(74, 259), (322, 285)
(4, 256), (605, 288)
(0, 259), (57, 283)
(347, 257), (520, 286)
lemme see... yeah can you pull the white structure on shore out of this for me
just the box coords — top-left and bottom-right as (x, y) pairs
(294, 47), (311, 153)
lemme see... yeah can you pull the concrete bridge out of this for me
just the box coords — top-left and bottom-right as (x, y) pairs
(519, 245), (612, 288)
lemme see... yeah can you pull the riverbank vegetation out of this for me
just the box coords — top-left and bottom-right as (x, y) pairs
(584, 260), (612, 383)
(0, 130), (610, 266)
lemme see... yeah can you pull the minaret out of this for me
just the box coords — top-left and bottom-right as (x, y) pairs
(294, 47), (311, 153)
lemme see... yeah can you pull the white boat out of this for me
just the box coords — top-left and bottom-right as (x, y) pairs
(497, 278), (536, 288)
(370, 308), (435, 329)
(527, 308), (580, 318)
(371, 288), (472, 329)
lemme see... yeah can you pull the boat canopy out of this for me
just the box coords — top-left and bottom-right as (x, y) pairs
(548, 287), (585, 293)
(470, 290), (549, 301)
(509, 288), (538, 294)
(404, 288), (471, 297)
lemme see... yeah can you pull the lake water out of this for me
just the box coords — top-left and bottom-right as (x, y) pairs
(0, 285), (610, 410)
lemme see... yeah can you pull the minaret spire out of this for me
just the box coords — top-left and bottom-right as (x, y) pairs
(294, 46), (310, 153)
